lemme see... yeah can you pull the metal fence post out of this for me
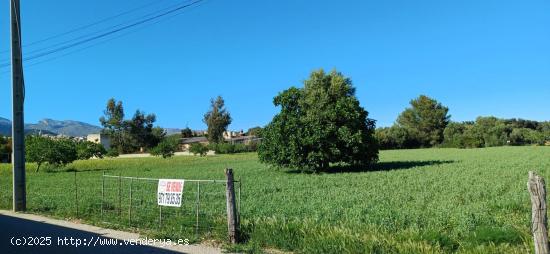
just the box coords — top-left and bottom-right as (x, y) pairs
(129, 177), (133, 226)
(74, 171), (78, 218)
(118, 173), (122, 217)
(159, 206), (163, 229)
(195, 181), (200, 236)
(238, 177), (241, 226)
(101, 171), (105, 219)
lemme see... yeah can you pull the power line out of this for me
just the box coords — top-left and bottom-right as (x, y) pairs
(0, 0), (204, 69)
(0, 0), (200, 66)
(0, 2), (204, 76)
(0, 0), (165, 55)
(20, 0), (193, 58)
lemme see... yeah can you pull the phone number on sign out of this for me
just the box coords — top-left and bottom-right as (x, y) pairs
(158, 192), (182, 205)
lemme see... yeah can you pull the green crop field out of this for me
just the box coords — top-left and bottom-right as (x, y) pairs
(1, 146), (549, 253)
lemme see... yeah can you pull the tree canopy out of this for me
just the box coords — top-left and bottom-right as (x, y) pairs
(99, 98), (125, 151)
(181, 127), (194, 138)
(203, 96), (232, 144)
(396, 95), (450, 147)
(258, 69), (378, 172)
(99, 98), (164, 154)
(26, 136), (77, 172)
(125, 110), (165, 152)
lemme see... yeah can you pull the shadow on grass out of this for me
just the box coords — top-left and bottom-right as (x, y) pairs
(43, 167), (115, 173)
(286, 160), (456, 174)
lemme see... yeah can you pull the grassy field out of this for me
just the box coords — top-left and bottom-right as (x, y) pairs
(1, 146), (549, 253)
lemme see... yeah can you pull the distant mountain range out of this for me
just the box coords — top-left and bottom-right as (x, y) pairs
(0, 117), (102, 137)
(164, 128), (182, 136)
(0, 117), (185, 137)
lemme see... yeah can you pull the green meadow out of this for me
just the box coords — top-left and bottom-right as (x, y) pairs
(1, 146), (549, 253)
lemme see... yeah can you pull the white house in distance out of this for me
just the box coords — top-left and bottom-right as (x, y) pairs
(87, 133), (111, 150)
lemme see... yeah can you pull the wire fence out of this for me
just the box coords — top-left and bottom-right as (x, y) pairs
(0, 169), (241, 242)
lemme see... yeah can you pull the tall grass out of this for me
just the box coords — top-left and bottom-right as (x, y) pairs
(0, 146), (548, 253)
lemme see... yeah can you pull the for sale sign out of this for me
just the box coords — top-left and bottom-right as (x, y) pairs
(157, 179), (184, 207)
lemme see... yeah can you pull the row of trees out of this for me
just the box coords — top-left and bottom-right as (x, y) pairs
(26, 136), (107, 171)
(99, 96), (234, 158)
(100, 98), (165, 154)
(375, 95), (550, 149)
(442, 117), (550, 148)
(256, 69), (549, 172)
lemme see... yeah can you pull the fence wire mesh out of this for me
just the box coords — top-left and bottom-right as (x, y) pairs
(0, 169), (241, 242)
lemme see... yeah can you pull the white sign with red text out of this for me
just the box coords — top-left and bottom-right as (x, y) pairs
(157, 179), (185, 207)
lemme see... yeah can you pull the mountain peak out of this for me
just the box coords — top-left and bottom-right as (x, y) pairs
(0, 117), (101, 137)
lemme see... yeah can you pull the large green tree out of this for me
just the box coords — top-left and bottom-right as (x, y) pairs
(99, 98), (165, 153)
(203, 96), (232, 144)
(99, 98), (125, 151)
(125, 110), (165, 151)
(396, 95), (450, 147)
(258, 69), (378, 172)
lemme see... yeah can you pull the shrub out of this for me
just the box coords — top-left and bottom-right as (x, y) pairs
(208, 142), (257, 154)
(189, 143), (209, 156)
(151, 138), (178, 158)
(77, 141), (107, 160)
(106, 148), (120, 158)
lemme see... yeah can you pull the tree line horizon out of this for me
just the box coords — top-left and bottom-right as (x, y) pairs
(0, 68), (548, 172)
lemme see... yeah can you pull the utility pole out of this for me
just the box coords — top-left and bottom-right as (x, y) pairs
(11, 0), (26, 212)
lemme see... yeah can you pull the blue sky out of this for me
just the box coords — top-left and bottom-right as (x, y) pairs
(0, 0), (548, 130)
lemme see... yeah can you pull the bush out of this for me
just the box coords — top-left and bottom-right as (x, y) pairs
(150, 138), (178, 158)
(208, 142), (257, 154)
(509, 128), (543, 146)
(189, 143), (209, 156)
(376, 126), (420, 150)
(106, 148), (120, 158)
(77, 141), (107, 160)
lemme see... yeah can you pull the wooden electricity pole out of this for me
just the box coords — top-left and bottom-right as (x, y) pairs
(11, 0), (27, 212)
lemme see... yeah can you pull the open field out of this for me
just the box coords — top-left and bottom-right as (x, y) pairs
(1, 146), (549, 253)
